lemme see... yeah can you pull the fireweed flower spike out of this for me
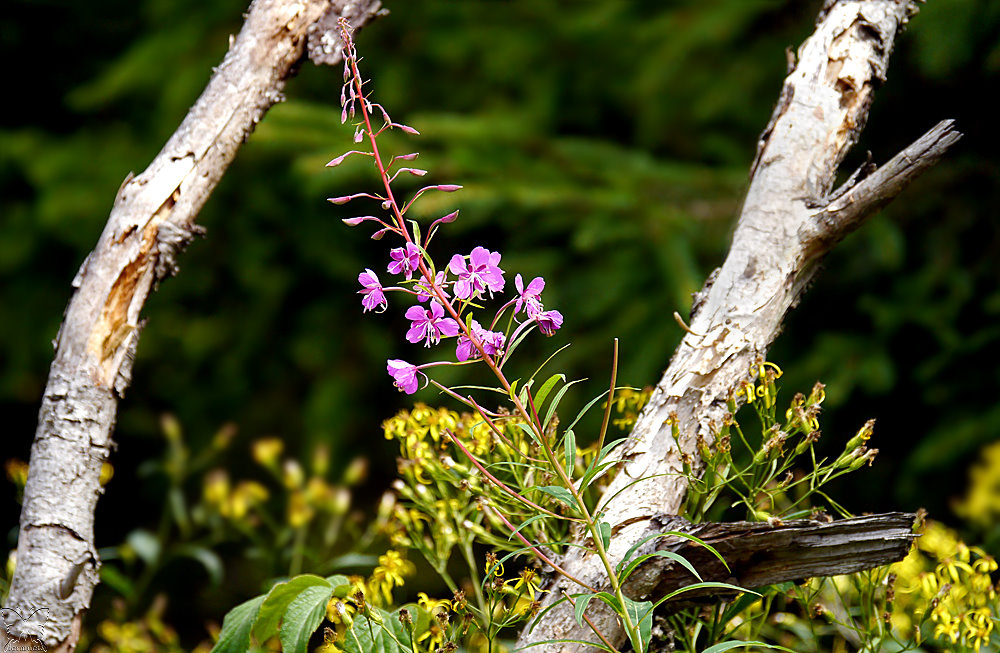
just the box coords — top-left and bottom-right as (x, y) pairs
(405, 302), (460, 347)
(359, 268), (388, 313)
(387, 359), (423, 394)
(514, 274), (546, 317)
(388, 242), (422, 280)
(448, 246), (505, 300)
(456, 320), (506, 362)
(535, 309), (564, 336)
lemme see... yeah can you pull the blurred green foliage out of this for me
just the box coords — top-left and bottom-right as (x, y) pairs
(2, 0), (998, 647)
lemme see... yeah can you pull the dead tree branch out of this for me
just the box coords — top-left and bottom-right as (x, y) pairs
(517, 1), (960, 651)
(4, 1), (383, 649)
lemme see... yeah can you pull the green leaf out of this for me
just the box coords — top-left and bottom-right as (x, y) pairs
(326, 574), (352, 598)
(653, 581), (758, 609)
(534, 373), (565, 413)
(126, 529), (160, 566)
(534, 485), (578, 511)
(622, 597), (653, 653)
(543, 378), (585, 432)
(619, 550), (702, 585)
(279, 584), (336, 653)
(211, 594), (265, 653)
(564, 428), (576, 472)
(573, 592), (595, 626)
(253, 574), (332, 643)
(341, 609), (411, 653)
(598, 520), (611, 551)
(510, 514), (547, 540)
(173, 544), (224, 587)
(702, 641), (797, 653)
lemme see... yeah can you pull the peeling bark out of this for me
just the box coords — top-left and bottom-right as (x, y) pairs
(4, 1), (384, 649)
(517, 2), (960, 651)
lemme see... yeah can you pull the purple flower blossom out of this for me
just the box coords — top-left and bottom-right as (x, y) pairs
(514, 274), (546, 317)
(388, 242), (422, 280)
(387, 359), (421, 394)
(534, 309), (564, 336)
(405, 302), (460, 347)
(456, 320), (506, 362)
(448, 247), (505, 300)
(358, 268), (387, 313)
(416, 271), (450, 303)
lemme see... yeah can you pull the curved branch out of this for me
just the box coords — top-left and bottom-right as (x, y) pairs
(4, 0), (383, 648)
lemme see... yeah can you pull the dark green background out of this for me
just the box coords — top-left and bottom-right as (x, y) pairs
(2, 0), (998, 641)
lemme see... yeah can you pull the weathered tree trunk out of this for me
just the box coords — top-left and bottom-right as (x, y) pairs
(517, 1), (960, 651)
(4, 1), (383, 649)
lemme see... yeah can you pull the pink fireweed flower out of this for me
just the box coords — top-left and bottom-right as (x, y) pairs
(387, 359), (422, 394)
(514, 274), (546, 318)
(358, 268), (387, 312)
(416, 271), (450, 303)
(388, 242), (422, 280)
(449, 246), (505, 300)
(405, 302), (460, 347)
(456, 320), (506, 362)
(534, 309), (564, 336)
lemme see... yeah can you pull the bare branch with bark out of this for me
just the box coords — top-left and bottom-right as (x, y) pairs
(4, 1), (383, 649)
(517, 2), (960, 651)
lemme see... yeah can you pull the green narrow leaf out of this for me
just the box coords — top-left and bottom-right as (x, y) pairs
(211, 594), (265, 653)
(564, 428), (576, 472)
(534, 373), (565, 413)
(598, 520), (611, 552)
(173, 544), (224, 587)
(534, 485), (578, 511)
(573, 592), (595, 627)
(253, 575), (332, 643)
(279, 584), (337, 653)
(702, 641), (797, 653)
(543, 379), (585, 431)
(511, 514), (547, 540)
(619, 550), (703, 584)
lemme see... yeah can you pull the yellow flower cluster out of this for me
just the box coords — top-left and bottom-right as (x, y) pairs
(88, 598), (212, 653)
(608, 387), (653, 430)
(955, 439), (1000, 530)
(891, 520), (999, 650)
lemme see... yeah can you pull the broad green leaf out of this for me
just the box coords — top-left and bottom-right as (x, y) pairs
(254, 574), (332, 643)
(534, 373), (565, 413)
(598, 520), (611, 552)
(326, 574), (352, 598)
(564, 428), (576, 472)
(341, 609), (412, 653)
(534, 485), (578, 511)
(622, 597), (653, 653)
(211, 594), (265, 653)
(279, 584), (336, 653)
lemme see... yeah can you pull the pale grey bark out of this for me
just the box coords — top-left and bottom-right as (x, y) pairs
(4, 1), (383, 649)
(517, 2), (960, 651)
